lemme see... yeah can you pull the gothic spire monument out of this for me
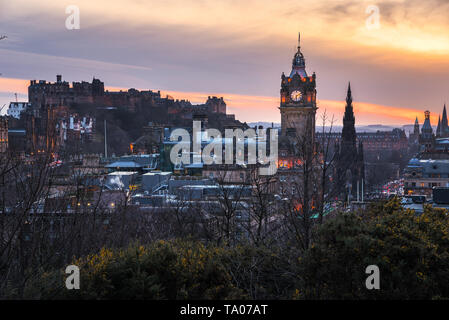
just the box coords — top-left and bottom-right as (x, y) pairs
(341, 83), (356, 151)
(279, 33), (317, 143)
(335, 83), (365, 201)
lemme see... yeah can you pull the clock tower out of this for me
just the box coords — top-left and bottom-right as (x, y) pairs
(280, 33), (317, 142)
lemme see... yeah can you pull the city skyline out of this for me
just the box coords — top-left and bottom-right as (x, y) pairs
(1, 1), (449, 304)
(1, 0), (449, 125)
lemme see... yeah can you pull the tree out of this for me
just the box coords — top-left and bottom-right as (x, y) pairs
(297, 198), (449, 299)
(277, 110), (323, 251)
(316, 110), (338, 224)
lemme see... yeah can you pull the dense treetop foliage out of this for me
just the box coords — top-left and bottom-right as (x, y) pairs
(18, 198), (448, 300)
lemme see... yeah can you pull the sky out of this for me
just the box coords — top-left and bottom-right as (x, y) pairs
(1, 0), (448, 126)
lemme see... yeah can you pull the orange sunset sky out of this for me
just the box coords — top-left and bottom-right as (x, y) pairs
(1, 0), (448, 126)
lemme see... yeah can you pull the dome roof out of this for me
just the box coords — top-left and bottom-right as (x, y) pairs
(289, 33), (307, 78)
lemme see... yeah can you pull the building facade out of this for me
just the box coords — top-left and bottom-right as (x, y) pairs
(404, 157), (449, 197)
(0, 117), (8, 153)
(7, 102), (31, 119)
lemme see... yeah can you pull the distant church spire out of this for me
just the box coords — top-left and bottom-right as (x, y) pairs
(442, 103), (449, 137)
(442, 104), (448, 125)
(413, 116), (420, 135)
(437, 115), (441, 137)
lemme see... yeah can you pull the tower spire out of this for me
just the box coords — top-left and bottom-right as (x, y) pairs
(346, 82), (353, 106)
(342, 82), (356, 145)
(414, 116), (420, 136)
(290, 32), (306, 77)
(437, 115), (441, 137)
(337, 82), (362, 200)
(442, 103), (448, 137)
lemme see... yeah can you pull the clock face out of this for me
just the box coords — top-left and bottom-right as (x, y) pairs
(291, 90), (302, 102)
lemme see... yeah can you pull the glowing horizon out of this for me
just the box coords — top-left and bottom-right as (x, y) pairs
(0, 77), (438, 127)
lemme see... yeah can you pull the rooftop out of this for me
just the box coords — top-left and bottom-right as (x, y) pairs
(107, 171), (138, 176)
